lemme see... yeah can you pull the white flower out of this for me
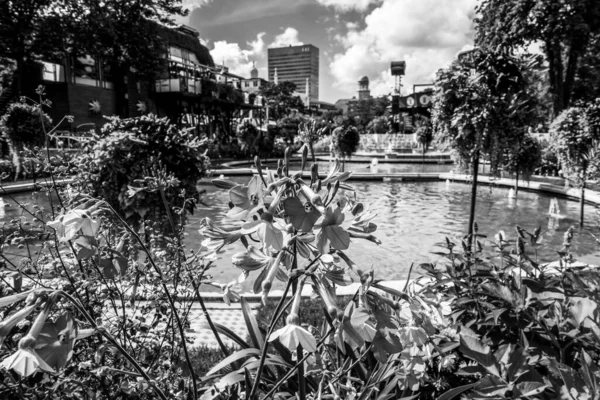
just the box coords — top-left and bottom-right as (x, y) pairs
(47, 210), (100, 242)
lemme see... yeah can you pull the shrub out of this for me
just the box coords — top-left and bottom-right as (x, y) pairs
(75, 114), (209, 230)
(332, 125), (360, 158)
(0, 102), (52, 180)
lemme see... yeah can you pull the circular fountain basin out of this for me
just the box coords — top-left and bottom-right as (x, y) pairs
(1, 178), (599, 293)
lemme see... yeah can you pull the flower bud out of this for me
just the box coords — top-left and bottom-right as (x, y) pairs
(286, 313), (299, 325)
(18, 334), (36, 349)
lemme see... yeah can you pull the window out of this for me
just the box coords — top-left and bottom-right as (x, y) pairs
(245, 81), (249, 87)
(42, 62), (65, 82)
(73, 56), (113, 88)
(253, 80), (258, 87)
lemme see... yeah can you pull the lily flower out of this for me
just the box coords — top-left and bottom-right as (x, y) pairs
(47, 209), (100, 242)
(269, 280), (317, 352)
(1, 339), (54, 377)
(283, 196), (321, 232)
(241, 188), (287, 251)
(314, 206), (350, 254)
(226, 176), (265, 220)
(232, 245), (274, 271)
(198, 218), (242, 245)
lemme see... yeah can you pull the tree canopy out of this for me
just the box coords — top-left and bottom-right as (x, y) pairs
(475, 0), (600, 116)
(259, 81), (305, 120)
(0, 0), (188, 95)
(432, 49), (539, 173)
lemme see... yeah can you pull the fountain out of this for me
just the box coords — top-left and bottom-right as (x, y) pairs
(370, 158), (379, 174)
(548, 198), (564, 218)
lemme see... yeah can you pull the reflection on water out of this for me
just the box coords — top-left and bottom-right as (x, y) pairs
(2, 180), (600, 292)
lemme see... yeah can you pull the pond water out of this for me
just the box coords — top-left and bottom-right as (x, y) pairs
(2, 179), (599, 293)
(223, 160), (455, 174)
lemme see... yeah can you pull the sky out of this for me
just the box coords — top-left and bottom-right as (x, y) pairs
(175, 0), (478, 103)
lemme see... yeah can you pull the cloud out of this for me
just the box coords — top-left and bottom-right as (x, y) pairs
(329, 0), (477, 98)
(210, 32), (266, 77)
(270, 27), (304, 48)
(316, 0), (382, 12)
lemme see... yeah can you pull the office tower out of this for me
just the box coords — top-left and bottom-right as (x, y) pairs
(268, 44), (319, 101)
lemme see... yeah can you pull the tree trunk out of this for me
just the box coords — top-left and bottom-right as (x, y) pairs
(563, 44), (581, 110)
(309, 142), (316, 164)
(580, 180), (586, 227)
(468, 153), (480, 242)
(546, 40), (565, 117)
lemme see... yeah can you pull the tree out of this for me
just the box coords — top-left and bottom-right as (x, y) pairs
(432, 48), (537, 239)
(503, 134), (543, 194)
(0, 101), (52, 180)
(415, 121), (433, 153)
(0, 0), (70, 95)
(549, 99), (600, 226)
(259, 81), (305, 121)
(475, 0), (600, 117)
(331, 126), (360, 171)
(0, 0), (188, 103)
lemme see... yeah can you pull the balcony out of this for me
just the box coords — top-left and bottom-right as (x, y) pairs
(154, 78), (202, 94)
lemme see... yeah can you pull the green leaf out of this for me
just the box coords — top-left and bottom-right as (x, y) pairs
(436, 383), (476, 400)
(212, 179), (239, 190)
(241, 297), (263, 351)
(513, 381), (548, 397)
(569, 297), (597, 326)
(459, 333), (501, 377)
(206, 348), (260, 376)
(198, 322), (249, 349)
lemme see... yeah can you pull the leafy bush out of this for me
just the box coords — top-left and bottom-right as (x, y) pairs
(332, 125), (360, 158)
(0, 102), (50, 148)
(236, 119), (259, 154)
(75, 114), (209, 230)
(1, 102), (52, 180)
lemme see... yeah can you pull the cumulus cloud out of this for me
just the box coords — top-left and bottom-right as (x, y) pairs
(270, 27), (304, 48)
(316, 0), (382, 12)
(210, 32), (266, 77)
(329, 0), (477, 98)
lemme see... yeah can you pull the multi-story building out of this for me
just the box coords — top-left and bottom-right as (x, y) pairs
(6, 24), (254, 136)
(267, 44), (319, 101)
(241, 63), (268, 95)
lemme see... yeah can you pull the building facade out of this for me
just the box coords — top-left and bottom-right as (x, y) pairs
(267, 44), (319, 101)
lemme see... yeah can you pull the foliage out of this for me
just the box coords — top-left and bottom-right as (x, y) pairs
(259, 81), (305, 120)
(549, 99), (600, 185)
(432, 48), (539, 174)
(415, 120), (434, 151)
(504, 134), (543, 182)
(75, 113), (209, 230)
(236, 120), (259, 154)
(277, 114), (306, 144)
(0, 0), (189, 96)
(0, 100), (53, 180)
(3, 92), (600, 400)
(1, 102), (51, 148)
(331, 126), (361, 159)
(351, 97), (390, 131)
(366, 116), (389, 134)
(475, 0), (600, 115)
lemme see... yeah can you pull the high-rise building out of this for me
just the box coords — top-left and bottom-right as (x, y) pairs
(268, 44), (319, 101)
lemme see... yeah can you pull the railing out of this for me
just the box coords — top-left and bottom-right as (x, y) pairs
(49, 130), (93, 150)
(359, 133), (418, 153)
(155, 78), (202, 94)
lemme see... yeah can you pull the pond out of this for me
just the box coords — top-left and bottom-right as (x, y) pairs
(2, 178), (599, 293)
